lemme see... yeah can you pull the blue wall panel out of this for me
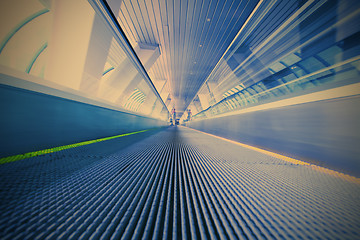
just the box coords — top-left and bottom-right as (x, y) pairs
(188, 96), (360, 177)
(0, 84), (166, 157)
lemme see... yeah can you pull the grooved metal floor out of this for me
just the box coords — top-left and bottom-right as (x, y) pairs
(1, 127), (360, 239)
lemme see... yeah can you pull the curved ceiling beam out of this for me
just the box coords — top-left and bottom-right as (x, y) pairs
(26, 42), (48, 74)
(0, 8), (49, 54)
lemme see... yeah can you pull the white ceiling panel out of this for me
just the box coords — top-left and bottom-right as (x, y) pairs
(112, 0), (260, 117)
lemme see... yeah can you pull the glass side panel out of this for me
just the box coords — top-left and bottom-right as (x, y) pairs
(191, 0), (360, 121)
(0, 0), (168, 120)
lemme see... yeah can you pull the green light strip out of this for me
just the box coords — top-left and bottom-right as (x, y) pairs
(0, 129), (151, 165)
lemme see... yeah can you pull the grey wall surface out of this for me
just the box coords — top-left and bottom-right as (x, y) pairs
(188, 96), (360, 177)
(0, 84), (167, 157)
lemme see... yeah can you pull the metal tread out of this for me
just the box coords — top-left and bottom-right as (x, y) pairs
(0, 127), (359, 239)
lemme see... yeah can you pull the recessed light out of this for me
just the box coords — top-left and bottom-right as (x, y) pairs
(199, 44), (202, 47)
(206, 18), (211, 22)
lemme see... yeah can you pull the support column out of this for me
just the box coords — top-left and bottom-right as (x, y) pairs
(198, 93), (210, 110)
(114, 42), (160, 106)
(143, 79), (166, 115)
(78, 0), (122, 95)
(45, 0), (95, 90)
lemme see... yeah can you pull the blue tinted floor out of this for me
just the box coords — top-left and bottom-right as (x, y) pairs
(0, 126), (359, 239)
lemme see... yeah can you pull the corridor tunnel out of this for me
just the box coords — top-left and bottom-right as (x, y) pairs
(0, 0), (360, 239)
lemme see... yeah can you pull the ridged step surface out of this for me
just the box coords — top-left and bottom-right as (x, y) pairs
(0, 126), (359, 239)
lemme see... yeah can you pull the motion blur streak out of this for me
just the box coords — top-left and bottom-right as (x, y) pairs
(189, 127), (360, 185)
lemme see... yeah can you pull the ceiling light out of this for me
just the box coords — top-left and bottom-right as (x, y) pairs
(206, 18), (211, 22)
(199, 44), (202, 47)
